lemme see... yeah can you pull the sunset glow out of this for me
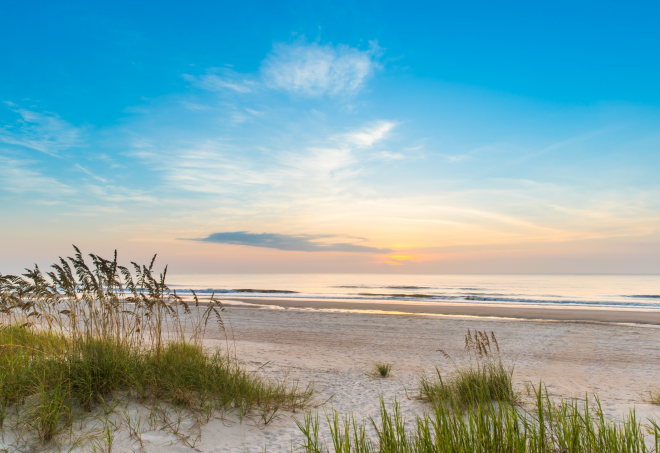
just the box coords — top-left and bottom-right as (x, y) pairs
(1, 2), (659, 274)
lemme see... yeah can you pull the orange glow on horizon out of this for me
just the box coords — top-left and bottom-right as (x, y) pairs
(377, 254), (426, 266)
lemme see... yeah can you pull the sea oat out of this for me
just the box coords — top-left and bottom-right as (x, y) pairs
(491, 331), (500, 354)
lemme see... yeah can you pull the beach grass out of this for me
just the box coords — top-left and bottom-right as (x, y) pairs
(419, 330), (515, 408)
(374, 363), (392, 378)
(298, 386), (660, 452)
(643, 390), (660, 406)
(0, 246), (311, 448)
(297, 331), (659, 452)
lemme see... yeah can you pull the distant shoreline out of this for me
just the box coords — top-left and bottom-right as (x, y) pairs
(217, 296), (660, 325)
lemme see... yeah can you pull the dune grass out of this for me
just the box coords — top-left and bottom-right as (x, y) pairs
(643, 390), (660, 406)
(419, 330), (515, 408)
(298, 386), (660, 452)
(374, 363), (393, 378)
(0, 246), (311, 448)
(296, 329), (660, 452)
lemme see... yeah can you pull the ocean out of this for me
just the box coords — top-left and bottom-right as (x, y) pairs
(169, 274), (660, 309)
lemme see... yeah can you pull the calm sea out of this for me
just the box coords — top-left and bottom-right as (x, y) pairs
(169, 274), (660, 309)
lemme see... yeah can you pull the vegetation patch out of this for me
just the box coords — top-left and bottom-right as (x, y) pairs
(297, 389), (659, 452)
(642, 389), (660, 406)
(419, 329), (515, 408)
(0, 247), (311, 450)
(297, 330), (660, 452)
(371, 363), (393, 378)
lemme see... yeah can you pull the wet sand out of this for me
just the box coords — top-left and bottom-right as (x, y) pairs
(219, 296), (660, 324)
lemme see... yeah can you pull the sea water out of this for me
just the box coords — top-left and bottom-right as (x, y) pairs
(169, 274), (660, 309)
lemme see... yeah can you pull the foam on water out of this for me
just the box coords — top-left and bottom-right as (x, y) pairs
(169, 274), (660, 309)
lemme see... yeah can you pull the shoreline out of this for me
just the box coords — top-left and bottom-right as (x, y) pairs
(218, 296), (660, 324)
(213, 302), (660, 450)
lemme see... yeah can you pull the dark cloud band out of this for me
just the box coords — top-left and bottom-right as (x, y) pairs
(185, 231), (392, 254)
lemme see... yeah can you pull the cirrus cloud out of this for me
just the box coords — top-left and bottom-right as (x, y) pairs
(182, 70), (254, 93)
(0, 103), (83, 156)
(261, 40), (380, 97)
(184, 40), (381, 99)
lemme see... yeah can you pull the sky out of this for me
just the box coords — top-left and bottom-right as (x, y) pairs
(1, 0), (659, 274)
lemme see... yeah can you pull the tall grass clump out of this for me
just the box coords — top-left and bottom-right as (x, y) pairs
(371, 363), (392, 378)
(297, 386), (660, 452)
(420, 329), (515, 407)
(0, 246), (311, 446)
(294, 329), (660, 452)
(643, 390), (660, 406)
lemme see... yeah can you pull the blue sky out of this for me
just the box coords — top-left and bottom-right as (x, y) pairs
(1, 0), (659, 273)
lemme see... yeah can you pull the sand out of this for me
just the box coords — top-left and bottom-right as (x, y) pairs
(218, 296), (660, 324)
(5, 300), (660, 452)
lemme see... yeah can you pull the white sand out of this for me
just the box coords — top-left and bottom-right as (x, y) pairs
(5, 303), (660, 452)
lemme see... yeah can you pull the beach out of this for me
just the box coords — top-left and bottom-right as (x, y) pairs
(6, 1), (659, 450)
(219, 296), (660, 324)
(1, 296), (659, 451)
(101, 300), (659, 452)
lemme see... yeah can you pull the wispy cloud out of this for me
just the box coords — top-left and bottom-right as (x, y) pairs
(187, 231), (392, 253)
(0, 103), (83, 156)
(343, 121), (396, 148)
(84, 184), (157, 203)
(0, 156), (74, 195)
(166, 141), (283, 194)
(183, 71), (254, 93)
(261, 40), (379, 97)
(376, 151), (405, 160)
(180, 101), (212, 111)
(184, 40), (380, 99)
(134, 119), (397, 201)
(74, 164), (107, 183)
